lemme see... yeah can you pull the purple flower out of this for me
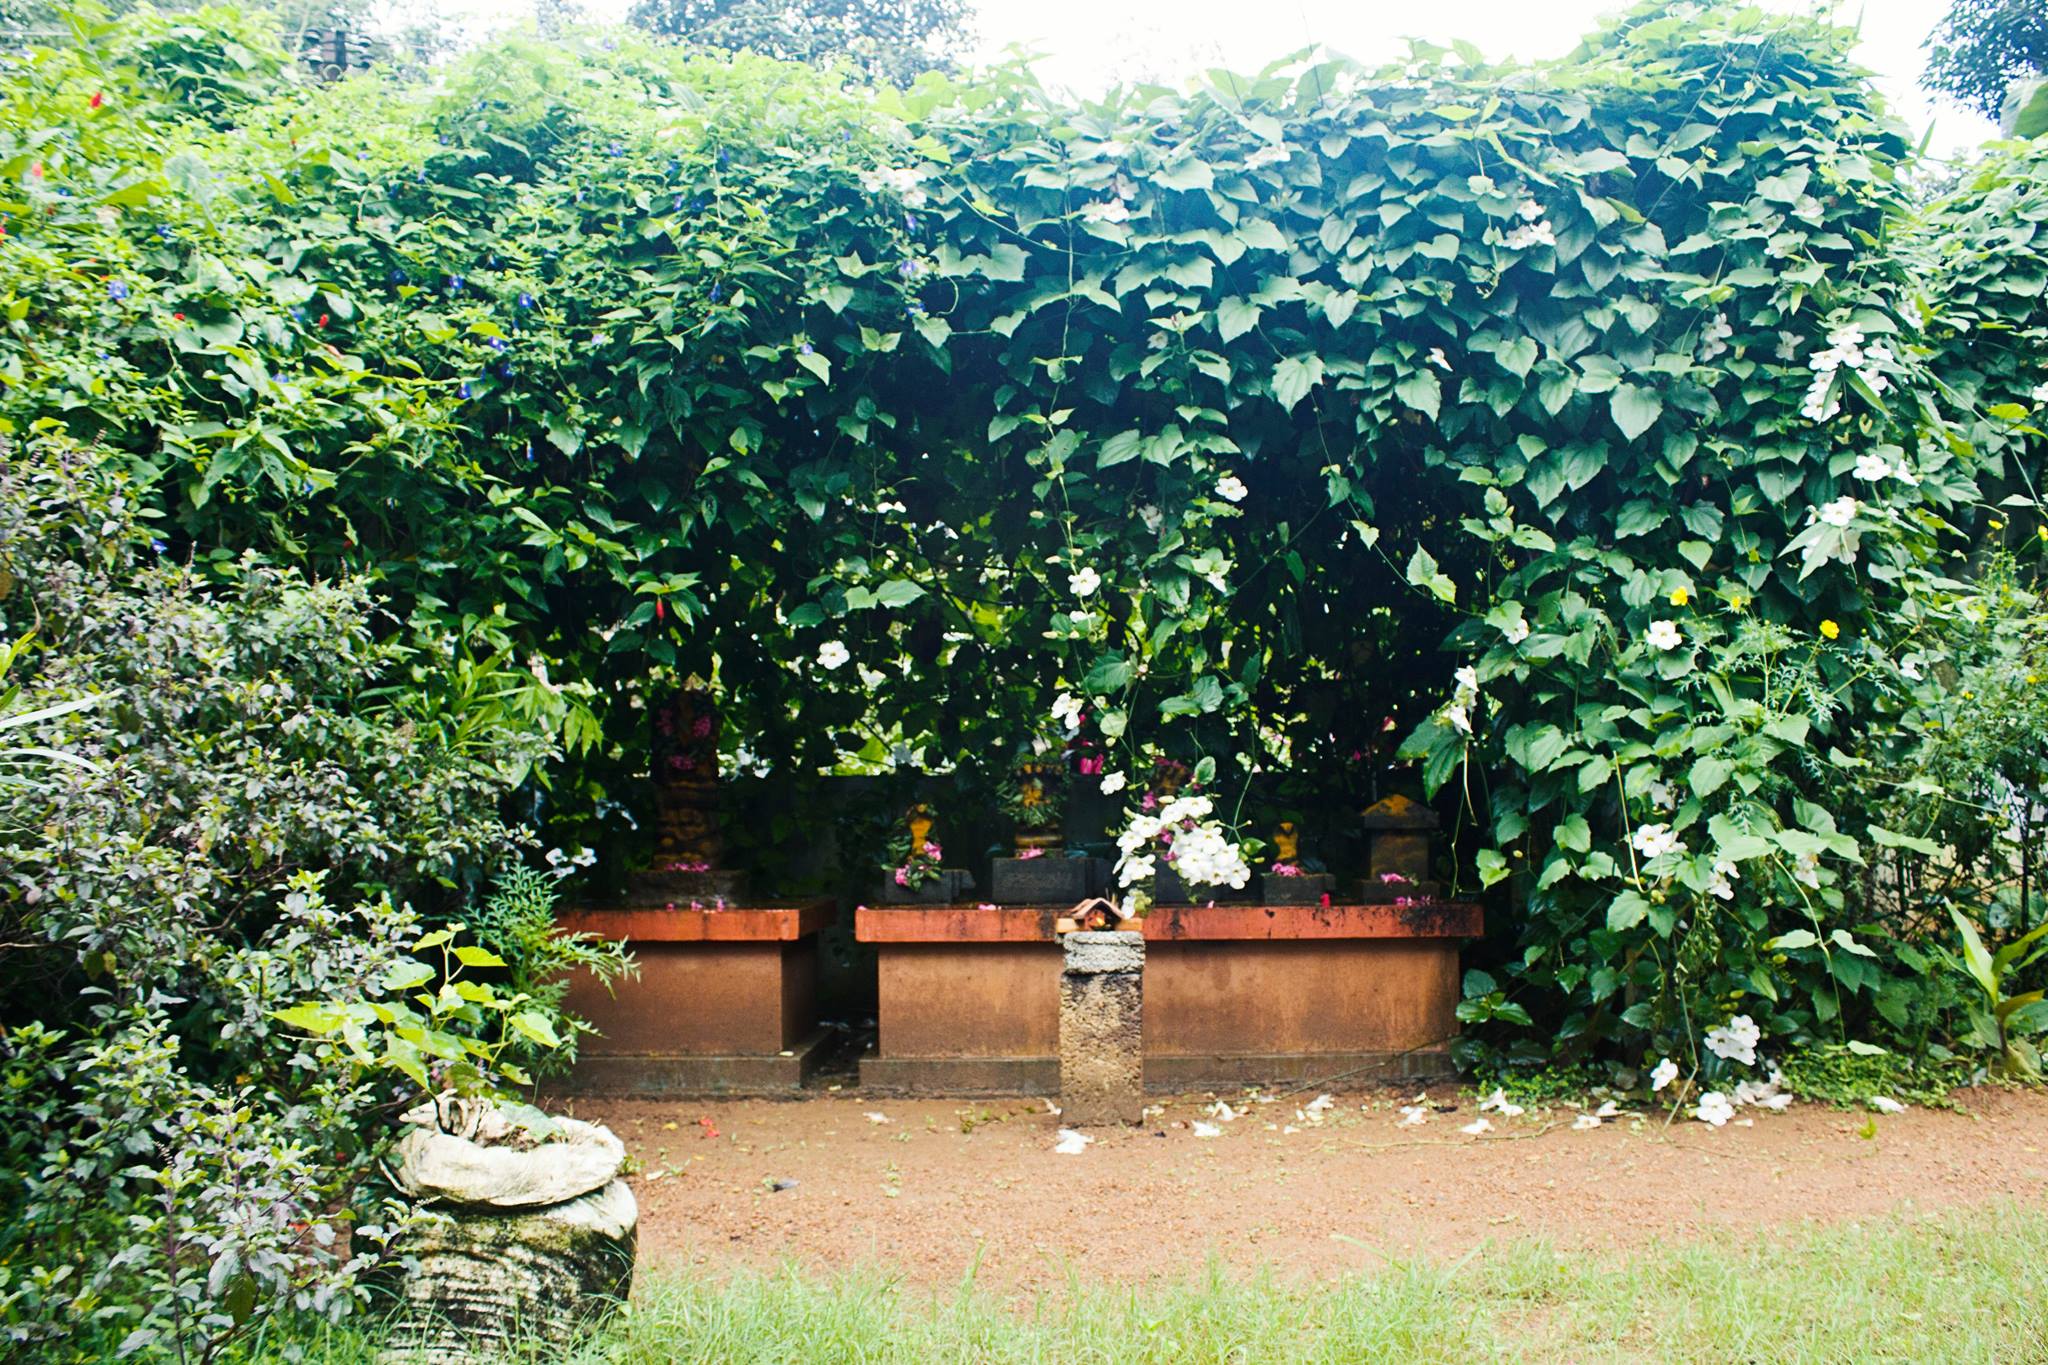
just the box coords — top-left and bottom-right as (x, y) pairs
(607, 142), (623, 157)
(488, 337), (508, 352)
(458, 381), (471, 399)
(800, 342), (814, 355)
(708, 282), (723, 303)
(517, 292), (535, 309)
(446, 274), (464, 292)
(150, 538), (166, 554)
(105, 279), (128, 301)
(499, 363), (513, 379)
(667, 158), (681, 175)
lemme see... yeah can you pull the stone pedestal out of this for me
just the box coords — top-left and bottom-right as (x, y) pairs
(628, 868), (750, 905)
(1259, 871), (1334, 904)
(990, 855), (1106, 905)
(882, 868), (976, 904)
(1058, 931), (1145, 1127)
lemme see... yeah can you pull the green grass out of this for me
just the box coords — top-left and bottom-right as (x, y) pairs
(282, 1200), (2048, 1363)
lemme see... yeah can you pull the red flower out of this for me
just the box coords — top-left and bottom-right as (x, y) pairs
(171, 311), (184, 321)
(317, 313), (329, 327)
(656, 598), (665, 621)
(89, 92), (103, 109)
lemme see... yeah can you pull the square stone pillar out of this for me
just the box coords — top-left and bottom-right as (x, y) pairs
(1058, 931), (1145, 1127)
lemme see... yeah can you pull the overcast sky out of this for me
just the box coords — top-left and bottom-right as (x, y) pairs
(523, 0), (2000, 159)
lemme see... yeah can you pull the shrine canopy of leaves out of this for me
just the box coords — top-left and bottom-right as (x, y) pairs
(41, 1), (2046, 1056)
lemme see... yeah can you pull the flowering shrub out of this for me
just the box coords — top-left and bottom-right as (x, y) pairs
(0, 436), (550, 1360)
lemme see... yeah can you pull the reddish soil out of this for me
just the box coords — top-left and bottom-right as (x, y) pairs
(559, 1086), (2048, 1289)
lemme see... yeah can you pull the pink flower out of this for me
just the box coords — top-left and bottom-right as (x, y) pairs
(894, 867), (910, 886)
(1018, 848), (1045, 860)
(1380, 872), (1412, 884)
(691, 715), (713, 738)
(1271, 862), (1302, 877)
(1141, 792), (1158, 811)
(923, 841), (941, 857)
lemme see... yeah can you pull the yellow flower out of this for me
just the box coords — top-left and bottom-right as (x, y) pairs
(1820, 619), (1840, 640)
(1990, 517), (2005, 530)
(1729, 593), (1747, 612)
(1670, 587), (1690, 607)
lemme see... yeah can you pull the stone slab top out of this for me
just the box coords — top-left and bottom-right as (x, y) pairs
(856, 901), (1480, 944)
(559, 899), (834, 942)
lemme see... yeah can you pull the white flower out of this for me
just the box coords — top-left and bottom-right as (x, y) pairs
(2033, 380), (2048, 404)
(1733, 1077), (1789, 1110)
(1651, 1058), (1679, 1092)
(1631, 823), (1687, 860)
(1708, 857), (1737, 902)
(1051, 691), (1084, 728)
(1460, 1118), (1493, 1135)
(1501, 618), (1530, 645)
(1445, 704), (1472, 735)
(1704, 1014), (1760, 1066)
(1192, 1120), (1222, 1138)
(1466, 174), (1495, 196)
(1694, 1091), (1736, 1127)
(1516, 198), (1545, 222)
(1305, 1093), (1335, 1115)
(1853, 453), (1892, 481)
(1427, 346), (1452, 371)
(1899, 657), (1923, 681)
(1818, 496), (1860, 527)
(1398, 1105), (1428, 1126)
(1477, 1087), (1525, 1118)
(1117, 853), (1155, 886)
(1054, 1128), (1093, 1154)
(1573, 1113), (1604, 1131)
(1646, 779), (1676, 811)
(1100, 771), (1128, 795)
(1869, 1095), (1905, 1114)
(865, 1111), (890, 1123)
(1794, 852), (1821, 888)
(1069, 566), (1102, 597)
(1245, 142), (1291, 169)
(1503, 220), (1557, 250)
(1137, 503), (1164, 533)
(1697, 312), (1733, 362)
(859, 164), (929, 208)
(1214, 474), (1248, 503)
(1454, 665), (1479, 694)
(1208, 1100), (1243, 1122)
(816, 640), (850, 670)
(1080, 198), (1130, 223)
(1645, 619), (1683, 651)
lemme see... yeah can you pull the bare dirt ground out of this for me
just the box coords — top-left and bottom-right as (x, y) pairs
(558, 1085), (2048, 1289)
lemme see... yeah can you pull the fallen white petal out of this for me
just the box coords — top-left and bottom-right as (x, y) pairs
(1054, 1129), (1093, 1155)
(864, 1112), (889, 1124)
(1869, 1096), (1905, 1114)
(1461, 1118), (1493, 1135)
(1192, 1120), (1222, 1138)
(1572, 1114), (1603, 1131)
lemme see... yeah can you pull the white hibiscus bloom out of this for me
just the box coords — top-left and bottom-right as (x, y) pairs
(1694, 1091), (1736, 1127)
(1100, 771), (1128, 795)
(816, 640), (851, 670)
(1651, 1058), (1679, 1092)
(1645, 619), (1683, 650)
(1501, 618), (1530, 645)
(1214, 474), (1249, 502)
(1069, 566), (1102, 597)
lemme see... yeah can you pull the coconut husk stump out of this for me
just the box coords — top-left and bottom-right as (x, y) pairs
(378, 1100), (636, 1364)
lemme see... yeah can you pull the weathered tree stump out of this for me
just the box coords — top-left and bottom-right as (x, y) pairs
(1058, 930), (1145, 1126)
(378, 1102), (637, 1364)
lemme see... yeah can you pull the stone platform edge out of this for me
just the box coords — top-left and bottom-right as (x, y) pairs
(855, 901), (1480, 943)
(559, 898), (835, 942)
